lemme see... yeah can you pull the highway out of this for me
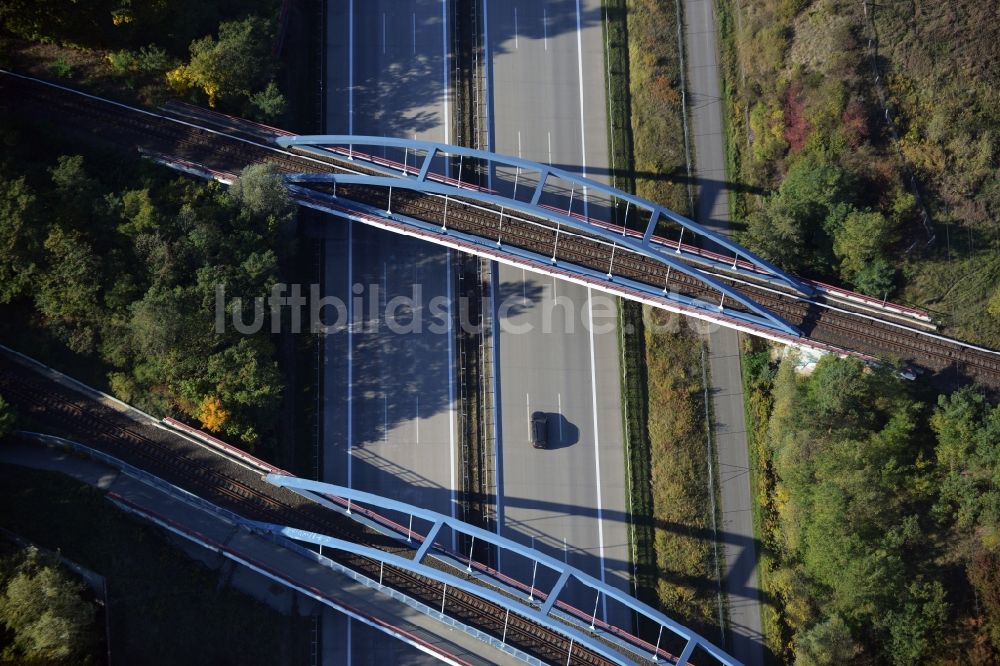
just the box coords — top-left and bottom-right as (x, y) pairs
(323, 1), (455, 661)
(485, 0), (632, 621)
(683, 0), (766, 661)
(5, 57), (998, 663)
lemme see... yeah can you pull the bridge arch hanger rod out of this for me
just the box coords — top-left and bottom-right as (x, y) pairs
(276, 135), (815, 298)
(263, 475), (743, 666)
(276, 136), (801, 337)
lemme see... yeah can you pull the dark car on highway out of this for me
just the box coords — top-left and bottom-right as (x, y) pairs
(530, 411), (547, 449)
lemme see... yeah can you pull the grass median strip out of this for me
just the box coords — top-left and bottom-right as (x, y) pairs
(605, 0), (722, 635)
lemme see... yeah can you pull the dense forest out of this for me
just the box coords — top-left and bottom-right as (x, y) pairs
(0, 118), (293, 447)
(743, 347), (1000, 664)
(0, 547), (97, 663)
(720, 0), (1000, 348)
(0, 0), (286, 119)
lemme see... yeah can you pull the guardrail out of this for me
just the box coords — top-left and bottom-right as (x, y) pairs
(268, 476), (743, 666)
(162, 417), (292, 476)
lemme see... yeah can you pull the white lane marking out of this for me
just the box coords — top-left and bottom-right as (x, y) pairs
(442, 0), (451, 148)
(382, 11), (386, 54)
(586, 288), (608, 619)
(547, 131), (552, 165)
(489, 262), (503, 567)
(525, 393), (531, 436)
(514, 7), (519, 49)
(446, 249), (457, 546)
(552, 274), (558, 302)
(383, 394), (388, 444)
(543, 7), (549, 51)
(557, 393), (563, 440)
(347, 220), (354, 489)
(574, 0), (590, 221)
(348, 0), (354, 137)
(484, 0), (495, 163)
(381, 261), (387, 315)
(412, 12), (416, 55)
(415, 395), (420, 443)
(517, 130), (522, 158)
(563, 537), (568, 563)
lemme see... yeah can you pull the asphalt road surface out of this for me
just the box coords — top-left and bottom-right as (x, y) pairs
(323, 0), (456, 524)
(321, 222), (457, 514)
(323, 1), (456, 661)
(485, 0), (631, 621)
(327, 0), (451, 143)
(684, 0), (766, 661)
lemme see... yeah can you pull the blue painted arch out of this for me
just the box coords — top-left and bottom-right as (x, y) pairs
(265, 475), (744, 666)
(275, 135), (808, 337)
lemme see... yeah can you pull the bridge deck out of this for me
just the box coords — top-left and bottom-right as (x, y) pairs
(2, 70), (998, 389)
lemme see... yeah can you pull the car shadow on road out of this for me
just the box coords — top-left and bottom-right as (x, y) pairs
(537, 412), (578, 449)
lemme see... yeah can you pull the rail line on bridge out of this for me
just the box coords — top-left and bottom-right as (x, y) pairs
(0, 347), (740, 665)
(3, 69), (999, 388)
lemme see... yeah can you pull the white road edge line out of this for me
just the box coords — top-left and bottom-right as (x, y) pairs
(443, 0), (455, 547)
(575, 0), (590, 221)
(544, 7), (549, 51)
(447, 248), (458, 548)
(557, 393), (563, 440)
(490, 260), (504, 565)
(442, 0), (450, 148)
(347, 220), (353, 489)
(348, 0), (353, 139)
(525, 393), (531, 437)
(514, 7), (519, 49)
(587, 288), (609, 620)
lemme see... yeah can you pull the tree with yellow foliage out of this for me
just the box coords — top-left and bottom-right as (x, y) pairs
(198, 395), (229, 432)
(166, 17), (274, 109)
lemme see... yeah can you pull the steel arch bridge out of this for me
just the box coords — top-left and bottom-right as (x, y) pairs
(259, 475), (743, 666)
(276, 135), (813, 337)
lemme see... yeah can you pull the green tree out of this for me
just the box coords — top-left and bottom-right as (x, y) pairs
(167, 17), (274, 107)
(745, 200), (810, 273)
(0, 548), (96, 662)
(206, 336), (282, 444)
(932, 388), (1000, 545)
(880, 580), (949, 666)
(833, 209), (896, 295)
(779, 153), (855, 221)
(745, 154), (856, 274)
(805, 355), (870, 430)
(851, 256), (895, 298)
(794, 615), (859, 665)
(967, 548), (1000, 650)
(118, 188), (161, 236)
(988, 283), (1000, 319)
(48, 155), (99, 228)
(0, 176), (41, 304)
(228, 163), (292, 222)
(34, 227), (103, 353)
(249, 81), (286, 122)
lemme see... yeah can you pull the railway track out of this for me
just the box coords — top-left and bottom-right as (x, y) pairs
(0, 352), (635, 666)
(4, 71), (998, 387)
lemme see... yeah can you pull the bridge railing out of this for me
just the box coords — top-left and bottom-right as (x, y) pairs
(267, 476), (742, 666)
